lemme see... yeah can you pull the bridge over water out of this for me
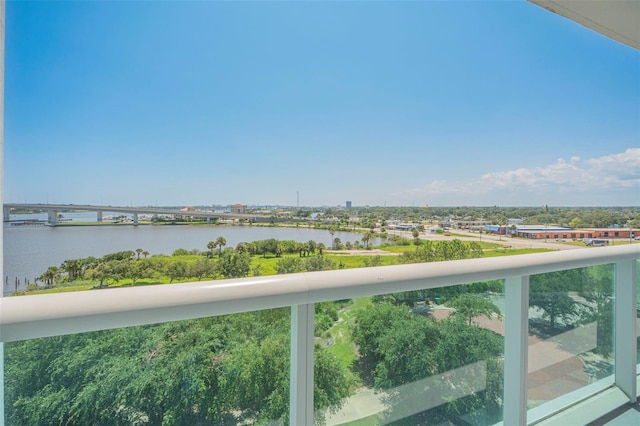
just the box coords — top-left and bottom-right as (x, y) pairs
(3, 203), (267, 226)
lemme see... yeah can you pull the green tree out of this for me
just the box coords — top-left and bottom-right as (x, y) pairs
(529, 270), (581, 328)
(215, 237), (227, 257)
(362, 255), (383, 267)
(166, 260), (188, 283)
(102, 250), (135, 262)
(304, 256), (336, 272)
(353, 303), (504, 424)
(252, 264), (263, 277)
(216, 250), (251, 279)
(60, 259), (82, 282)
(172, 248), (190, 256)
(37, 266), (60, 288)
(569, 217), (582, 229)
(445, 294), (502, 326)
(86, 261), (128, 288)
(579, 265), (614, 355)
(189, 258), (216, 280)
(206, 240), (217, 257)
(298, 242), (310, 257)
(332, 237), (342, 250)
(307, 239), (317, 255)
(275, 257), (304, 274)
(361, 232), (372, 249)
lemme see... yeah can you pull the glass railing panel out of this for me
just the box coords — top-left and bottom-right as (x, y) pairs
(528, 264), (615, 409)
(4, 308), (292, 426)
(316, 281), (505, 425)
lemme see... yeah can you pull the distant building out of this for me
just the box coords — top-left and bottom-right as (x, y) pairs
(230, 204), (247, 214)
(514, 227), (638, 240)
(346, 201), (352, 209)
(484, 225), (509, 235)
(452, 219), (491, 230)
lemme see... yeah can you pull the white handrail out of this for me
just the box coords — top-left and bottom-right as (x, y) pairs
(1, 245), (638, 343)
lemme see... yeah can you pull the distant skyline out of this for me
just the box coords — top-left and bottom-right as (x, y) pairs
(4, 1), (639, 207)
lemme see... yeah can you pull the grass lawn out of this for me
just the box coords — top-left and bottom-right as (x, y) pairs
(475, 241), (502, 249)
(376, 244), (414, 253)
(20, 284), (96, 295)
(326, 297), (373, 389)
(328, 255), (398, 269)
(249, 255), (282, 275)
(482, 248), (554, 257)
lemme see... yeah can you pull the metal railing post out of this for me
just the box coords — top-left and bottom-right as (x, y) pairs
(504, 275), (529, 425)
(290, 303), (314, 425)
(615, 260), (637, 402)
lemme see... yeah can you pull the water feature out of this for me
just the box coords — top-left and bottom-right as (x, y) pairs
(3, 214), (377, 295)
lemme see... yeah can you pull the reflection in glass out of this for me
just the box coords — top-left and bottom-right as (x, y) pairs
(317, 281), (505, 425)
(528, 265), (614, 408)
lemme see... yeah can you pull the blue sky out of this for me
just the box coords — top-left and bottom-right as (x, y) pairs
(4, 1), (639, 207)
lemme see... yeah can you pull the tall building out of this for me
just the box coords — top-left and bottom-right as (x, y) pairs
(346, 201), (352, 209)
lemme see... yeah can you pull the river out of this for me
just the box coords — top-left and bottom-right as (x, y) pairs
(3, 213), (375, 295)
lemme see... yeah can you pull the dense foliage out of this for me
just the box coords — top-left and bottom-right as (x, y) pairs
(353, 302), (504, 424)
(529, 266), (615, 355)
(5, 310), (349, 426)
(314, 206), (639, 229)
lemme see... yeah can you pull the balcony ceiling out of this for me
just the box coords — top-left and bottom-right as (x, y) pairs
(528, 0), (640, 49)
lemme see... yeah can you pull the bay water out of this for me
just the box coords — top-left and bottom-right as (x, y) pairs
(3, 213), (374, 295)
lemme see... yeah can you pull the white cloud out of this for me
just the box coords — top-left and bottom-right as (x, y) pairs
(403, 148), (640, 200)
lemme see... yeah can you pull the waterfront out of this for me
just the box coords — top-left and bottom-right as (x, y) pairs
(3, 213), (374, 295)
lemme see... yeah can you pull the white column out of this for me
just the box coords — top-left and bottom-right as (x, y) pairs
(615, 260), (637, 402)
(504, 275), (529, 425)
(47, 209), (58, 226)
(133, 213), (138, 226)
(290, 304), (314, 425)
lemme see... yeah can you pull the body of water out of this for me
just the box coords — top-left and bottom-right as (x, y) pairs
(3, 214), (375, 295)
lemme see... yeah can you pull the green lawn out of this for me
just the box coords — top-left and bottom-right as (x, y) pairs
(376, 244), (414, 253)
(325, 297), (373, 389)
(482, 248), (554, 257)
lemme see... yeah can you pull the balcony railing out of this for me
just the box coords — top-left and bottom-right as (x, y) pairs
(1, 244), (638, 425)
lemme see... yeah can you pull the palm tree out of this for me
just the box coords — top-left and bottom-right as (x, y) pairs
(61, 259), (82, 282)
(38, 266), (60, 288)
(135, 248), (143, 260)
(361, 232), (372, 249)
(207, 241), (216, 258)
(215, 237), (227, 257)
